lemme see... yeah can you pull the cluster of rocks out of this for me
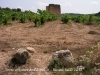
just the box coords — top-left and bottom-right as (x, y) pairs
(10, 47), (100, 74)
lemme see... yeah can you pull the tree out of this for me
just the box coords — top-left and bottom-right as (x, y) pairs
(17, 8), (21, 12)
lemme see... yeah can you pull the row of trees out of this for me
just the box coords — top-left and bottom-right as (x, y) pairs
(0, 7), (58, 26)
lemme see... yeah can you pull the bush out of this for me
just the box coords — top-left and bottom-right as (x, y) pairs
(33, 14), (41, 27)
(11, 13), (20, 21)
(48, 57), (64, 71)
(61, 14), (71, 24)
(20, 14), (27, 23)
(25, 11), (35, 21)
(71, 15), (89, 24)
(33, 9), (58, 27)
(2, 14), (11, 25)
(86, 15), (96, 25)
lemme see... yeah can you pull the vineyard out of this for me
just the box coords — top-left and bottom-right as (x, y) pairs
(0, 7), (57, 26)
(0, 7), (100, 75)
(0, 7), (100, 26)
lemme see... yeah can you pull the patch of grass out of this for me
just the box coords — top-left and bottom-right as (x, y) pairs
(48, 57), (64, 71)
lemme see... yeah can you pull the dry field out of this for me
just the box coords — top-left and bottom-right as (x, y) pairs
(0, 20), (100, 75)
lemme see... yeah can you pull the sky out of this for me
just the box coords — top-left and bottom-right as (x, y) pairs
(0, 0), (100, 14)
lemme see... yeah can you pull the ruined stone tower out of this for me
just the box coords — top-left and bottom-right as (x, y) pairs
(46, 4), (61, 17)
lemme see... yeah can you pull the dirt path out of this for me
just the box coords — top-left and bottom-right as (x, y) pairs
(0, 20), (100, 75)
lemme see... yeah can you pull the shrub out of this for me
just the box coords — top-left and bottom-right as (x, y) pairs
(17, 8), (21, 12)
(3, 14), (11, 25)
(11, 13), (19, 21)
(33, 9), (58, 27)
(61, 14), (71, 24)
(33, 14), (41, 27)
(71, 15), (89, 24)
(25, 11), (35, 21)
(48, 57), (64, 71)
(86, 15), (96, 25)
(20, 14), (27, 23)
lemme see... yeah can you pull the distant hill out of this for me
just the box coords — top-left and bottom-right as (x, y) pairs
(63, 12), (100, 16)
(62, 13), (84, 16)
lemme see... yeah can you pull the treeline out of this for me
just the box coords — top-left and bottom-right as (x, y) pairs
(0, 7), (57, 26)
(61, 13), (100, 25)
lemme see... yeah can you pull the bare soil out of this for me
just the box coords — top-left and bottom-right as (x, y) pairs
(0, 20), (100, 75)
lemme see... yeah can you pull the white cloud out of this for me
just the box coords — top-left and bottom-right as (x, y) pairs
(37, 2), (48, 7)
(31, 6), (35, 9)
(35, 2), (48, 10)
(29, 6), (35, 11)
(32, 6), (35, 9)
(76, 9), (80, 12)
(90, 1), (99, 5)
(61, 2), (72, 7)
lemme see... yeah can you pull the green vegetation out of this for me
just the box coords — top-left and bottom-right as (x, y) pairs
(0, 7), (100, 26)
(48, 57), (64, 71)
(0, 7), (35, 25)
(33, 9), (57, 27)
(61, 13), (100, 25)
(61, 14), (71, 25)
(0, 7), (57, 26)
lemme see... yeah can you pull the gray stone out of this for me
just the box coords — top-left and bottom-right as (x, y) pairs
(52, 50), (74, 67)
(13, 48), (29, 64)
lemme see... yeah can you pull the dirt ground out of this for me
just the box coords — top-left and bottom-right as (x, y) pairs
(0, 20), (100, 75)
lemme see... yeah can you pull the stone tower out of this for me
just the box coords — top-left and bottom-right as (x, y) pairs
(46, 4), (61, 17)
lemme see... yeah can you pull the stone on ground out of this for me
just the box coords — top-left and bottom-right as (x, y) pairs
(26, 47), (36, 53)
(13, 48), (29, 64)
(52, 50), (74, 67)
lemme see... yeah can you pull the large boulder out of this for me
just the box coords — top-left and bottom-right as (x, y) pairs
(12, 48), (29, 64)
(52, 50), (74, 67)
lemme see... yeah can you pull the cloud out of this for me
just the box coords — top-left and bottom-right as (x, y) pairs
(61, 2), (72, 7)
(76, 9), (80, 12)
(35, 2), (48, 10)
(90, 1), (99, 5)
(37, 2), (48, 7)
(29, 6), (35, 10)
(31, 6), (35, 9)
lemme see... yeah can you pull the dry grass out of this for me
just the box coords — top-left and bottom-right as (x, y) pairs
(0, 20), (100, 75)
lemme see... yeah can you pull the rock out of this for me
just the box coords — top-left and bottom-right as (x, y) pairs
(13, 48), (29, 64)
(52, 50), (74, 67)
(88, 31), (97, 34)
(95, 69), (100, 75)
(78, 56), (90, 61)
(26, 47), (36, 53)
